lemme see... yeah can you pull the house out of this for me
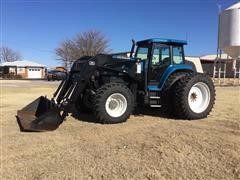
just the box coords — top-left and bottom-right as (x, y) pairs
(0, 60), (46, 79)
(54, 66), (67, 72)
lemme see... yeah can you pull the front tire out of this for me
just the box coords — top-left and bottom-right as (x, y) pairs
(173, 73), (215, 119)
(94, 83), (134, 124)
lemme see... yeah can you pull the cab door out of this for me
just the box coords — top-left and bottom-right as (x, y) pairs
(148, 45), (171, 84)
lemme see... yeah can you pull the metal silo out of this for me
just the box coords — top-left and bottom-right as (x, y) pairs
(218, 2), (240, 59)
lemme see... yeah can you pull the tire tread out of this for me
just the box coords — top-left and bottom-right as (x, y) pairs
(94, 82), (134, 124)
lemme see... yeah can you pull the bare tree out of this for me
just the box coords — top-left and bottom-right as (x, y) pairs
(56, 39), (77, 69)
(0, 46), (22, 62)
(56, 30), (110, 68)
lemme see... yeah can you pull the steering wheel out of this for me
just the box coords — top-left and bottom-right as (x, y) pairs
(162, 57), (170, 64)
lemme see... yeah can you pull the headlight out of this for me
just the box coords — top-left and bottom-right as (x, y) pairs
(89, 61), (95, 66)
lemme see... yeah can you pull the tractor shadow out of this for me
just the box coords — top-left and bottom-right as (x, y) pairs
(133, 106), (178, 120)
(70, 105), (177, 124)
(70, 106), (99, 123)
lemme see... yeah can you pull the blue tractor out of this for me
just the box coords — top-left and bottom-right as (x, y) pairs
(17, 38), (215, 131)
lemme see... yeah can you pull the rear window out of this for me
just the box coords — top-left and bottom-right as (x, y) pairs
(172, 46), (184, 64)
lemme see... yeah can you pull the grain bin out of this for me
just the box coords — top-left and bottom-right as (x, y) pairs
(218, 2), (240, 59)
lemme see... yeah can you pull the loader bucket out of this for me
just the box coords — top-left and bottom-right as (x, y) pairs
(17, 96), (63, 132)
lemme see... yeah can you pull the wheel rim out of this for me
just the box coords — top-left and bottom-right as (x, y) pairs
(105, 93), (127, 118)
(188, 82), (211, 113)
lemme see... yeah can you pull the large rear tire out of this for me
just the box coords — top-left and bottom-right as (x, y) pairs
(161, 71), (192, 115)
(94, 83), (134, 124)
(173, 73), (215, 119)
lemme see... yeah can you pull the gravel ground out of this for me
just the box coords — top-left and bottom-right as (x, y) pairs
(0, 80), (239, 179)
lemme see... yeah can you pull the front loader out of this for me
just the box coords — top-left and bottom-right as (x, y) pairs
(17, 38), (215, 132)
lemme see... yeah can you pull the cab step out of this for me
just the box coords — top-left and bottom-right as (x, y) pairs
(149, 96), (160, 99)
(150, 105), (161, 108)
(148, 89), (161, 107)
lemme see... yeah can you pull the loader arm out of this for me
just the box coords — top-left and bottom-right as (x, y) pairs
(17, 59), (97, 132)
(55, 63), (96, 105)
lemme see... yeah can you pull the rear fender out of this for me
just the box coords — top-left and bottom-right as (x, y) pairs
(158, 64), (193, 90)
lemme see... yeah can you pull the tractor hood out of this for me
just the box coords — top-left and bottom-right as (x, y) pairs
(71, 54), (137, 72)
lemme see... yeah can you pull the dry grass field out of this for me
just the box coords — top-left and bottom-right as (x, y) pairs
(0, 80), (239, 179)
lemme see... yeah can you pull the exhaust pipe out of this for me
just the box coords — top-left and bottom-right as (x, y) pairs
(17, 96), (64, 132)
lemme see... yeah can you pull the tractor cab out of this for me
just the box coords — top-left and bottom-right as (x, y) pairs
(134, 38), (192, 91)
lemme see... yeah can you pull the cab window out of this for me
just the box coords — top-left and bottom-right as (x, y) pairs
(136, 47), (149, 60)
(152, 46), (170, 66)
(173, 46), (184, 64)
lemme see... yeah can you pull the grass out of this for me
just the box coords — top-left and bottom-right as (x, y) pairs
(1, 80), (240, 179)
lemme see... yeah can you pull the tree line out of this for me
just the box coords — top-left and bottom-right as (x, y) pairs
(1, 30), (110, 68)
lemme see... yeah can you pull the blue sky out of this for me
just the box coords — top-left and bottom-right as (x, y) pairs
(1, 0), (238, 67)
